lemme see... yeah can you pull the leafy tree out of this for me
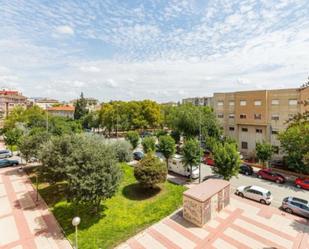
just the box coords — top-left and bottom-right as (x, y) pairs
(157, 135), (175, 168)
(212, 142), (241, 180)
(74, 92), (89, 120)
(111, 140), (133, 162)
(18, 130), (50, 162)
(39, 134), (122, 212)
(141, 136), (156, 153)
(182, 138), (202, 181)
(170, 130), (180, 144)
(155, 129), (167, 138)
(256, 141), (273, 166)
(48, 116), (82, 136)
(134, 153), (167, 188)
(82, 111), (100, 130)
(3, 128), (23, 151)
(125, 131), (140, 150)
(278, 118), (309, 174)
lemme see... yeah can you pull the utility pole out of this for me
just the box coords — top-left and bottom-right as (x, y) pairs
(199, 108), (202, 183)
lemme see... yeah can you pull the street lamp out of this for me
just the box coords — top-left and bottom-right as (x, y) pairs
(72, 216), (81, 249)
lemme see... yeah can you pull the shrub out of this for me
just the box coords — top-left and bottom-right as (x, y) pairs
(111, 140), (133, 162)
(125, 131), (140, 149)
(142, 136), (156, 153)
(134, 153), (167, 188)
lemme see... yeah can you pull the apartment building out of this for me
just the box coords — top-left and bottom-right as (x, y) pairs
(0, 90), (28, 127)
(182, 97), (213, 107)
(33, 98), (59, 110)
(47, 105), (75, 119)
(213, 87), (309, 159)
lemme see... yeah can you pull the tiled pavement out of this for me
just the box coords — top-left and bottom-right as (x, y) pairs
(0, 166), (72, 249)
(117, 195), (309, 249)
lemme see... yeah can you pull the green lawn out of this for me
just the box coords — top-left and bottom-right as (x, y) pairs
(27, 164), (186, 249)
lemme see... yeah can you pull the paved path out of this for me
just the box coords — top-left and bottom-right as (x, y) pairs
(0, 166), (72, 249)
(116, 195), (309, 249)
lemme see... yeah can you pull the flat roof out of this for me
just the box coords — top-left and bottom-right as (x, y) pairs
(184, 179), (230, 202)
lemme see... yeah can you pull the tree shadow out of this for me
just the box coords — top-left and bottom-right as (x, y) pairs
(122, 183), (161, 200)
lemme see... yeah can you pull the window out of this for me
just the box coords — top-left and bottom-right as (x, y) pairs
(254, 100), (262, 106)
(229, 114), (235, 119)
(271, 114), (279, 121)
(240, 114), (247, 119)
(240, 100), (247, 106)
(241, 142), (248, 149)
(272, 130), (278, 135)
(256, 129), (262, 134)
(254, 114), (261, 120)
(242, 128), (248, 132)
(217, 101), (224, 106)
(217, 114), (224, 118)
(229, 127), (235, 131)
(272, 99), (279, 105)
(229, 101), (235, 106)
(272, 146), (279, 154)
(289, 99), (298, 106)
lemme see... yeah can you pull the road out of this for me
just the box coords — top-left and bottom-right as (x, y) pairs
(200, 164), (309, 208)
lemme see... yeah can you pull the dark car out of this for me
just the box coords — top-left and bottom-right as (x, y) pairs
(239, 164), (254, 176)
(133, 151), (144, 161)
(282, 197), (309, 218)
(257, 169), (286, 183)
(0, 159), (19, 168)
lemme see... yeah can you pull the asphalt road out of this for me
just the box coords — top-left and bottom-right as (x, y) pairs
(200, 164), (309, 208)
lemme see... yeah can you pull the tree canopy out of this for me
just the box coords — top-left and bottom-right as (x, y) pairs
(125, 131), (140, 150)
(256, 141), (273, 166)
(182, 138), (202, 181)
(157, 135), (176, 168)
(74, 92), (89, 120)
(141, 136), (156, 153)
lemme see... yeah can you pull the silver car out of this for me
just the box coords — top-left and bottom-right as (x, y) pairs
(236, 185), (272, 205)
(282, 197), (309, 218)
(0, 150), (12, 159)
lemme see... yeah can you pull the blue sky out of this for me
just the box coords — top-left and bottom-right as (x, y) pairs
(0, 0), (309, 102)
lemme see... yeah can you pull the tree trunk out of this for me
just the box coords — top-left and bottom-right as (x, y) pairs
(166, 158), (169, 169)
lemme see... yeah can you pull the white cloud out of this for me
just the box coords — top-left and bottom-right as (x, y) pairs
(105, 79), (118, 88)
(79, 66), (101, 72)
(55, 25), (74, 35)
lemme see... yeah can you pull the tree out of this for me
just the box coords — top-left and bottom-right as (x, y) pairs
(212, 142), (241, 180)
(278, 116), (309, 174)
(18, 130), (50, 162)
(141, 136), (156, 153)
(3, 128), (22, 151)
(125, 131), (140, 150)
(182, 138), (202, 181)
(170, 130), (180, 144)
(134, 153), (167, 188)
(111, 140), (133, 162)
(74, 92), (89, 120)
(157, 135), (175, 168)
(155, 129), (167, 138)
(39, 134), (122, 212)
(256, 141), (273, 166)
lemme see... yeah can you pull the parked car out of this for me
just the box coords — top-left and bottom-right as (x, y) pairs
(239, 164), (254, 176)
(270, 159), (285, 168)
(282, 197), (309, 218)
(0, 159), (19, 168)
(203, 157), (215, 166)
(168, 154), (199, 179)
(235, 185), (272, 204)
(295, 178), (309, 190)
(133, 151), (144, 161)
(0, 150), (13, 159)
(257, 169), (286, 183)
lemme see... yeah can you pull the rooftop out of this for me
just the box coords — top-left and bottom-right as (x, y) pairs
(47, 106), (75, 112)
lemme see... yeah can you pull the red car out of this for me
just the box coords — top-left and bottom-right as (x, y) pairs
(295, 178), (309, 190)
(257, 169), (286, 183)
(203, 157), (215, 166)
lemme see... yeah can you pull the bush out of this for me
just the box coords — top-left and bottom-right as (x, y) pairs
(155, 129), (168, 138)
(125, 131), (140, 149)
(134, 153), (167, 188)
(111, 140), (133, 162)
(142, 136), (156, 153)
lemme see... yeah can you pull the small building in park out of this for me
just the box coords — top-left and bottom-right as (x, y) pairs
(183, 179), (230, 227)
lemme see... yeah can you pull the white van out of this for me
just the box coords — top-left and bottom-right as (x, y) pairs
(168, 154), (200, 179)
(0, 150), (13, 159)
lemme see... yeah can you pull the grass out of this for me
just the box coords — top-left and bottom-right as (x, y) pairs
(27, 164), (186, 249)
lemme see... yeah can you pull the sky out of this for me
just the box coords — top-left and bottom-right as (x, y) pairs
(0, 0), (309, 102)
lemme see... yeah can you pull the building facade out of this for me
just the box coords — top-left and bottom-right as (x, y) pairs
(213, 87), (309, 159)
(182, 97), (213, 107)
(47, 106), (75, 119)
(34, 98), (59, 110)
(0, 90), (28, 127)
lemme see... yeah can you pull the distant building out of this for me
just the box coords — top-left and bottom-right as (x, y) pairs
(182, 97), (213, 107)
(47, 105), (75, 119)
(213, 87), (309, 159)
(0, 90), (28, 127)
(34, 98), (59, 110)
(69, 97), (100, 112)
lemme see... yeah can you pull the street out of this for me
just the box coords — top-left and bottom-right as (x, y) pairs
(200, 164), (309, 208)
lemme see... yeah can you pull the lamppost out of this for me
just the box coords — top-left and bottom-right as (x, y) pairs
(199, 108), (202, 183)
(72, 216), (81, 249)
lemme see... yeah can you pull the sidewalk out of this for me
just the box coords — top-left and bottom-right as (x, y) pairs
(0, 166), (72, 249)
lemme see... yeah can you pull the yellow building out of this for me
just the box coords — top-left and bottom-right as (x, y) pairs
(213, 87), (309, 159)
